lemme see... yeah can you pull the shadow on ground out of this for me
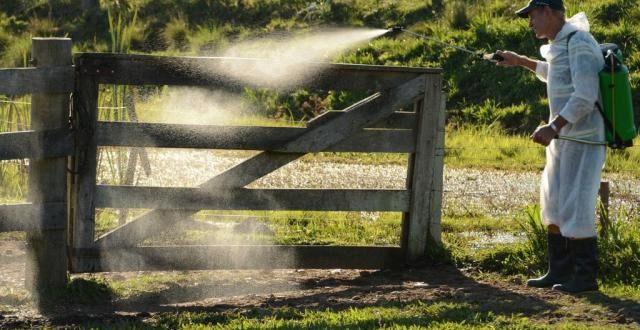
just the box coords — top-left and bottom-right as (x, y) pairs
(0, 266), (587, 329)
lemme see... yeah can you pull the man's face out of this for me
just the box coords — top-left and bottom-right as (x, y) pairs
(528, 7), (553, 39)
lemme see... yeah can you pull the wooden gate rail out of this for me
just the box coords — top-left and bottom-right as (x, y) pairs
(95, 119), (417, 152)
(88, 74), (425, 253)
(0, 129), (73, 160)
(74, 53), (432, 92)
(69, 52), (444, 272)
(0, 203), (66, 232)
(0, 66), (74, 95)
(0, 40), (444, 285)
(74, 246), (404, 271)
(95, 187), (410, 211)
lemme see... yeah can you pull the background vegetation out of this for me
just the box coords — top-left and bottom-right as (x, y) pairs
(1, 0), (640, 132)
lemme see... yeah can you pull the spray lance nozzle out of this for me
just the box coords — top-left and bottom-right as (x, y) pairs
(483, 52), (505, 62)
(384, 26), (405, 37)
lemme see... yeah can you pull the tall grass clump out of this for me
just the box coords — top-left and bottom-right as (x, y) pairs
(106, 3), (139, 54)
(0, 96), (30, 201)
(0, 34), (30, 68)
(517, 205), (548, 271)
(98, 2), (140, 186)
(162, 14), (189, 52)
(597, 207), (640, 285)
(447, 1), (470, 30)
(460, 203), (640, 285)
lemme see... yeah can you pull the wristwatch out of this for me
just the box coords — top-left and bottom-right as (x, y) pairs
(549, 121), (559, 133)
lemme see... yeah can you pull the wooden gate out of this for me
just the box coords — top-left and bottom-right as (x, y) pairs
(0, 38), (444, 297)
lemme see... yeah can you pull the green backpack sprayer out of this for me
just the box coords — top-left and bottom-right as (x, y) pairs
(385, 26), (637, 149)
(567, 31), (637, 149)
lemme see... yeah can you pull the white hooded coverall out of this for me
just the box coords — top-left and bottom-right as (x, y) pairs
(534, 13), (606, 238)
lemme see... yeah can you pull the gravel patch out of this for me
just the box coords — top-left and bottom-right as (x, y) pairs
(96, 148), (640, 218)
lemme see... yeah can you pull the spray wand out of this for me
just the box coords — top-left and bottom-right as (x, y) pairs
(386, 26), (504, 62)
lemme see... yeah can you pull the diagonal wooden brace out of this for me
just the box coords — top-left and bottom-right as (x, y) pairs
(95, 75), (426, 248)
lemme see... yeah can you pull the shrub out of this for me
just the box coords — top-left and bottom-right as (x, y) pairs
(28, 17), (59, 37)
(163, 15), (189, 52)
(0, 34), (30, 67)
(0, 26), (10, 54)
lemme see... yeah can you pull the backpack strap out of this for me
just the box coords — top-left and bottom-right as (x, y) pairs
(566, 31), (578, 44)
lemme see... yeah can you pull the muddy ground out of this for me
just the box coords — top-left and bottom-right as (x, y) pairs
(1, 239), (639, 329)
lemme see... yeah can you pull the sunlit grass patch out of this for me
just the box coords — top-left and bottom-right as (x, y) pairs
(442, 215), (520, 234)
(139, 210), (403, 246)
(149, 302), (508, 329)
(445, 125), (545, 172)
(87, 301), (631, 330)
(0, 231), (25, 241)
(601, 284), (640, 302)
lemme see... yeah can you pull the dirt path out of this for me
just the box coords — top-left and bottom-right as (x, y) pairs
(2, 234), (640, 328)
(1, 247), (639, 329)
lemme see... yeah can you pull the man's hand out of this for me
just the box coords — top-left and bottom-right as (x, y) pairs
(530, 125), (557, 146)
(495, 50), (522, 67)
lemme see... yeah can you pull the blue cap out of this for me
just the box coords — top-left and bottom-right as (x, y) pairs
(516, 0), (564, 18)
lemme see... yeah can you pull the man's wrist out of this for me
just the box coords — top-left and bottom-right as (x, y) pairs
(549, 121), (559, 133)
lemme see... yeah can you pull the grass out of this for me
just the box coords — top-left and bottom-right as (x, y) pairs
(74, 302), (634, 329)
(146, 304), (534, 329)
(0, 95), (30, 202)
(601, 284), (640, 301)
(94, 209), (403, 246)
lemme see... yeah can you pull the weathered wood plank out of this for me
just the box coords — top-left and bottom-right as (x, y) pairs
(0, 204), (35, 232)
(95, 186), (410, 211)
(0, 129), (73, 160)
(429, 97), (446, 243)
(400, 100), (422, 255)
(96, 75), (425, 248)
(404, 74), (443, 264)
(71, 245), (403, 272)
(69, 72), (100, 272)
(0, 203), (67, 232)
(74, 52), (439, 91)
(0, 67), (74, 95)
(25, 38), (71, 297)
(309, 111), (416, 129)
(96, 122), (415, 153)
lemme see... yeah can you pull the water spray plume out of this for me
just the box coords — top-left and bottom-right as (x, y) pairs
(200, 28), (389, 89)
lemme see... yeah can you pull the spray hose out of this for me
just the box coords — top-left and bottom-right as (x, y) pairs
(556, 135), (606, 146)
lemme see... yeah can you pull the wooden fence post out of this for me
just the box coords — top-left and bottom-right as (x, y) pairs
(403, 73), (443, 264)
(25, 38), (72, 298)
(70, 62), (100, 271)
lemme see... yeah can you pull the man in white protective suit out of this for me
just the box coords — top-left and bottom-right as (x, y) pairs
(494, 0), (605, 293)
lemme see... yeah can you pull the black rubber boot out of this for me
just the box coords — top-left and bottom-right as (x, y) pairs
(527, 233), (572, 288)
(553, 237), (599, 293)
